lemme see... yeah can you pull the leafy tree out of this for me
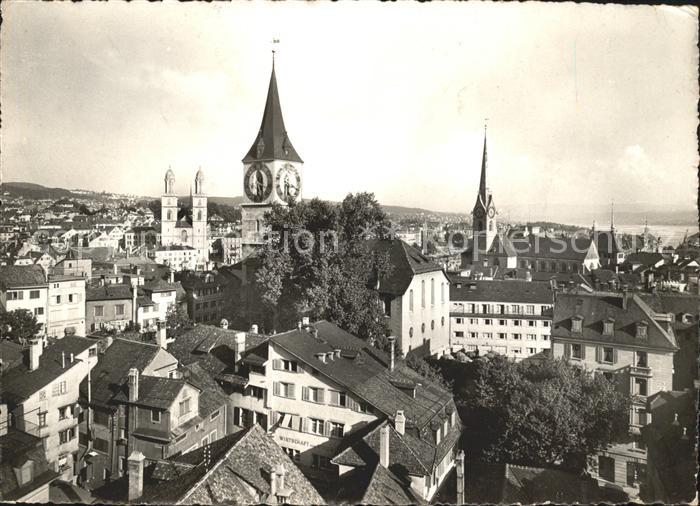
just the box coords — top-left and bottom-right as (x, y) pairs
(165, 303), (194, 337)
(406, 353), (452, 391)
(0, 309), (43, 345)
(458, 355), (629, 471)
(251, 193), (392, 344)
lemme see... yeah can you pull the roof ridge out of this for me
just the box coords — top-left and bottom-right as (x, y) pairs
(632, 294), (679, 349)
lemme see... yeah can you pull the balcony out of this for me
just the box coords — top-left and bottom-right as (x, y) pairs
(629, 365), (653, 377)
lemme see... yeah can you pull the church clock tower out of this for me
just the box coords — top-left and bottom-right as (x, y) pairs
(241, 59), (303, 256)
(472, 127), (497, 263)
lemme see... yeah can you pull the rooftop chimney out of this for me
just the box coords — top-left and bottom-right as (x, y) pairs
(156, 320), (167, 350)
(315, 352), (327, 364)
(132, 286), (138, 326)
(234, 332), (246, 365)
(250, 324), (259, 334)
(29, 338), (43, 371)
(220, 318), (229, 330)
(169, 269), (175, 284)
(0, 404), (9, 437)
(395, 410), (406, 436)
(379, 424), (390, 469)
(455, 450), (466, 505)
(61, 351), (66, 369)
(128, 368), (139, 402)
(302, 316), (310, 327)
(127, 450), (146, 502)
(388, 336), (396, 372)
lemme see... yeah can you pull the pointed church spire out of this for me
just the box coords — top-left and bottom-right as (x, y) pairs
(242, 55), (302, 164)
(478, 121), (488, 202)
(610, 201), (615, 232)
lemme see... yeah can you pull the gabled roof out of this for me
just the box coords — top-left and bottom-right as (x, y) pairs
(0, 428), (61, 501)
(96, 424), (323, 505)
(80, 338), (162, 408)
(335, 459), (427, 505)
(450, 279), (554, 304)
(242, 66), (303, 164)
(366, 239), (445, 296)
(121, 375), (195, 409)
(86, 284), (133, 302)
(1, 336), (95, 405)
(552, 292), (678, 351)
(0, 264), (46, 289)
(592, 230), (624, 257)
(271, 321), (455, 431)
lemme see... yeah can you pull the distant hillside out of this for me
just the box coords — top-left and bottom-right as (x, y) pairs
(2, 182), (80, 200)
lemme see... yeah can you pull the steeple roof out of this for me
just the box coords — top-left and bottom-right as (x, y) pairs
(243, 65), (303, 164)
(478, 132), (488, 203)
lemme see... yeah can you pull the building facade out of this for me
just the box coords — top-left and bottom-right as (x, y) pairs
(46, 275), (86, 338)
(449, 279), (554, 359)
(160, 168), (208, 266)
(0, 265), (49, 337)
(550, 291), (678, 498)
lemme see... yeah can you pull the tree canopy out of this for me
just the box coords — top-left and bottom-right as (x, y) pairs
(0, 309), (43, 345)
(250, 193), (393, 347)
(457, 355), (630, 471)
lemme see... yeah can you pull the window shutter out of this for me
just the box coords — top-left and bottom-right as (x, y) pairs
(301, 417), (309, 433)
(270, 411), (279, 426)
(318, 389), (325, 404)
(272, 359), (282, 370)
(595, 346), (601, 363)
(273, 382), (280, 397)
(613, 347), (618, 364)
(288, 384), (295, 399)
(302, 386), (309, 402)
(581, 344), (586, 360)
(564, 343), (571, 358)
(323, 421), (331, 437)
(329, 390), (338, 406)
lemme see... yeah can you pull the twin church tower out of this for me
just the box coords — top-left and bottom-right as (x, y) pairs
(160, 57), (494, 264)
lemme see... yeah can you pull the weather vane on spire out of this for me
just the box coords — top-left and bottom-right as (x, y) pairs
(484, 117), (489, 133)
(272, 38), (280, 67)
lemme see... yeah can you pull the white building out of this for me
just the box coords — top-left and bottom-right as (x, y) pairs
(47, 275), (86, 338)
(0, 265), (49, 337)
(449, 278), (554, 359)
(1, 336), (99, 481)
(369, 238), (451, 357)
(151, 245), (198, 272)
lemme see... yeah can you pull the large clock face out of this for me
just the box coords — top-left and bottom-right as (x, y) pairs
(487, 207), (496, 218)
(244, 163), (272, 203)
(276, 164), (301, 203)
(474, 207), (485, 219)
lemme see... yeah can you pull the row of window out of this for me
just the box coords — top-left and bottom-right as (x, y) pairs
(58, 427), (76, 445)
(461, 344), (544, 356)
(194, 286), (224, 297)
(455, 303), (551, 316)
(408, 278), (447, 312)
(408, 317), (445, 338)
(455, 331), (550, 341)
(454, 317), (550, 328)
(195, 300), (224, 311)
(272, 381), (370, 412)
(280, 447), (335, 470)
(51, 293), (82, 305)
(272, 411), (346, 438)
(6, 289), (43, 301)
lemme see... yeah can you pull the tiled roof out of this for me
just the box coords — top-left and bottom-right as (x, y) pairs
(125, 376), (191, 409)
(80, 338), (161, 408)
(624, 251), (664, 267)
(141, 278), (179, 293)
(242, 67), (303, 164)
(552, 292), (678, 351)
(366, 239), (444, 296)
(272, 321), (455, 430)
(450, 279), (554, 304)
(182, 362), (228, 418)
(639, 292), (699, 329)
(99, 424), (323, 504)
(335, 460), (426, 505)
(592, 230), (624, 257)
(0, 265), (46, 289)
(1, 336), (95, 405)
(0, 428), (60, 501)
(85, 284), (133, 302)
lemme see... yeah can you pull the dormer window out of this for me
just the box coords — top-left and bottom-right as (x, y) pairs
(572, 316), (583, 334)
(13, 460), (34, 487)
(434, 427), (441, 445)
(603, 318), (615, 336)
(636, 322), (648, 339)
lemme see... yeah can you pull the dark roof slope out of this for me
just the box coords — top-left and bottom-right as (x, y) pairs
(450, 279), (554, 304)
(0, 428), (60, 501)
(123, 376), (191, 409)
(335, 460), (426, 505)
(366, 239), (444, 296)
(1, 336), (95, 405)
(242, 67), (303, 164)
(0, 265), (46, 289)
(592, 230), (624, 257)
(80, 338), (161, 408)
(552, 292), (678, 351)
(86, 284), (133, 302)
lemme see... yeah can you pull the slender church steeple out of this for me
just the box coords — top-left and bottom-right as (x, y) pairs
(471, 122), (497, 263)
(478, 123), (488, 204)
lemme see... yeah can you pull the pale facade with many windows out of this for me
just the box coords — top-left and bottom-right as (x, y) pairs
(449, 279), (554, 359)
(47, 275), (86, 338)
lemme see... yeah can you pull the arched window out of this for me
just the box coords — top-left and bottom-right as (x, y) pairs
(167, 210), (172, 221)
(430, 278), (435, 306)
(441, 316), (445, 327)
(431, 320), (435, 330)
(409, 327), (414, 338)
(197, 210), (202, 221)
(181, 230), (188, 243)
(421, 280), (425, 308)
(409, 289), (414, 312)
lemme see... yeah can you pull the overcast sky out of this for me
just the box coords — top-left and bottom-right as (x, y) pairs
(1, 2), (698, 217)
